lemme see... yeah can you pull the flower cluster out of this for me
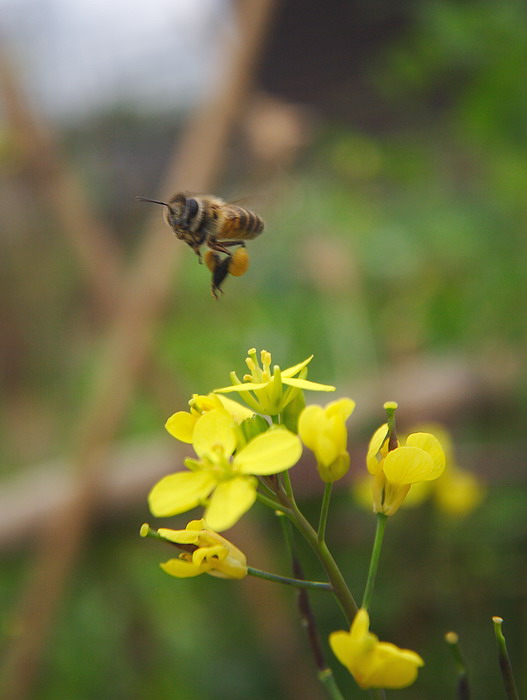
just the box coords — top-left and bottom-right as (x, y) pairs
(149, 409), (302, 531)
(142, 348), (475, 694)
(214, 347), (335, 417)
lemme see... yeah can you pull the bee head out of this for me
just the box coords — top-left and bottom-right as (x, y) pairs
(137, 193), (199, 237)
(164, 194), (197, 228)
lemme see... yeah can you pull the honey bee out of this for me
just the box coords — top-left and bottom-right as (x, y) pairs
(137, 192), (264, 261)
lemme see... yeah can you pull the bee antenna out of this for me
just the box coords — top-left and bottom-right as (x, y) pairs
(136, 196), (171, 209)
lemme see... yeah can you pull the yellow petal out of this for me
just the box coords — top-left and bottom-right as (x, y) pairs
(326, 398), (356, 421)
(324, 415), (349, 460)
(215, 395), (254, 422)
(148, 471), (216, 517)
(382, 482), (411, 516)
(298, 405), (325, 450)
(157, 527), (200, 545)
(234, 428), (302, 475)
(383, 446), (436, 485)
(329, 630), (355, 671)
(165, 411), (197, 443)
(282, 377), (336, 392)
(192, 544), (227, 567)
(204, 476), (258, 531)
(350, 608), (371, 640)
(281, 355), (314, 377)
(214, 381), (269, 393)
(315, 430), (341, 466)
(160, 557), (208, 578)
(361, 643), (424, 689)
(367, 424), (389, 475)
(209, 556), (248, 579)
(192, 410), (236, 458)
(186, 519), (206, 531)
(406, 432), (445, 474)
(318, 453), (350, 483)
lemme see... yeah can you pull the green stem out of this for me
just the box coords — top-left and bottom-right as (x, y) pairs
(255, 490), (292, 515)
(445, 632), (470, 700)
(318, 668), (346, 700)
(368, 689), (387, 699)
(493, 617), (520, 700)
(278, 511), (296, 563)
(247, 566), (333, 591)
(256, 474), (280, 499)
(279, 515), (346, 700)
(286, 495), (358, 624)
(280, 468), (294, 500)
(362, 513), (388, 611)
(318, 482), (333, 544)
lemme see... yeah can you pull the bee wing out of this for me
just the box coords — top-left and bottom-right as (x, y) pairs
(226, 196), (249, 205)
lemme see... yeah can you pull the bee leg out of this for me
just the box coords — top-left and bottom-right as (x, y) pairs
(207, 237), (242, 255)
(211, 256), (231, 298)
(211, 285), (224, 300)
(211, 243), (231, 255)
(188, 243), (203, 262)
(209, 241), (245, 255)
(204, 250), (230, 299)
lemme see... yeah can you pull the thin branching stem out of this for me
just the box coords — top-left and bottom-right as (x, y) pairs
(362, 513), (388, 611)
(318, 482), (333, 544)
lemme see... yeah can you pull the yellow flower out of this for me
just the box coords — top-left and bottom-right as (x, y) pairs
(298, 398), (355, 482)
(165, 393), (253, 443)
(434, 467), (486, 516)
(149, 409), (302, 531)
(367, 424), (445, 515)
(329, 608), (424, 690)
(356, 423), (484, 516)
(214, 348), (335, 416)
(418, 423), (485, 516)
(142, 519), (248, 580)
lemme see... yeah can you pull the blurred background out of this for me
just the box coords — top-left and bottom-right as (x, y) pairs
(1, 0), (526, 697)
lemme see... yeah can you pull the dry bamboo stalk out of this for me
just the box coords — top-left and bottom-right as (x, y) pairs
(0, 46), (188, 423)
(1, 2), (278, 698)
(0, 50), (124, 316)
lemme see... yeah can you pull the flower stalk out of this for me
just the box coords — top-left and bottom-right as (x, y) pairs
(493, 617), (520, 700)
(247, 567), (333, 592)
(445, 631), (471, 700)
(286, 492), (359, 624)
(280, 514), (347, 700)
(318, 483), (333, 544)
(318, 669), (346, 700)
(362, 513), (388, 611)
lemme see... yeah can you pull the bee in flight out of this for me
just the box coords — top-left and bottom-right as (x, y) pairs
(137, 192), (264, 297)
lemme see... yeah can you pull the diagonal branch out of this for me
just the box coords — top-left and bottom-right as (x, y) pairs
(1, 2), (278, 698)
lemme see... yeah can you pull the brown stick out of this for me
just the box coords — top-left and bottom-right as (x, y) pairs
(0, 51), (124, 316)
(1, 2), (278, 698)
